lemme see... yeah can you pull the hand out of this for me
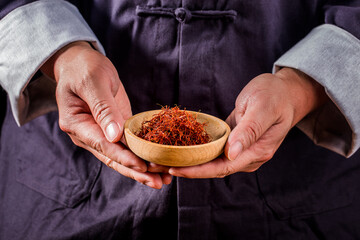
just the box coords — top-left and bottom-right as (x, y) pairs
(168, 68), (328, 178)
(41, 41), (172, 188)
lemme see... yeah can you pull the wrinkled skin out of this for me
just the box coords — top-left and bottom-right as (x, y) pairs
(153, 69), (328, 179)
(41, 41), (172, 189)
(41, 41), (328, 189)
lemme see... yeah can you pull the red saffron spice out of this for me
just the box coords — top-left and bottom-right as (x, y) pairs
(136, 106), (211, 146)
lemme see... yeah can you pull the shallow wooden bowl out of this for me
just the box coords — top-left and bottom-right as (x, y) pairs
(124, 110), (231, 167)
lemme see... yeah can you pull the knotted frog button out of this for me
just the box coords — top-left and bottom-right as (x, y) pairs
(174, 8), (191, 23)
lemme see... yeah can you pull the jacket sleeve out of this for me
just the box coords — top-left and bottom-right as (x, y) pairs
(0, 0), (105, 126)
(273, 3), (360, 157)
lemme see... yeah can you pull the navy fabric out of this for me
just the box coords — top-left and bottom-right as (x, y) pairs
(0, 103), (178, 239)
(1, 0), (360, 239)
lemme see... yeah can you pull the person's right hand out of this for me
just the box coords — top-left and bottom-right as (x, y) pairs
(41, 41), (172, 189)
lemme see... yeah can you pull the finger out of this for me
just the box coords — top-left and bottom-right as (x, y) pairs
(225, 105), (278, 161)
(169, 125), (289, 179)
(169, 123), (289, 179)
(169, 156), (234, 179)
(109, 160), (164, 189)
(147, 162), (171, 173)
(147, 163), (173, 185)
(161, 173), (173, 185)
(64, 115), (148, 172)
(170, 145), (270, 179)
(114, 84), (133, 145)
(86, 146), (164, 189)
(229, 123), (290, 172)
(74, 136), (164, 189)
(77, 74), (126, 143)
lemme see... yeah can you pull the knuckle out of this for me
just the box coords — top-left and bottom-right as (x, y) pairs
(104, 156), (113, 168)
(58, 117), (73, 135)
(121, 150), (137, 167)
(127, 169), (136, 181)
(240, 120), (262, 148)
(215, 172), (227, 178)
(243, 165), (260, 173)
(242, 149), (274, 173)
(216, 165), (236, 178)
(262, 149), (275, 162)
(132, 173), (150, 186)
(257, 146), (275, 162)
(79, 69), (95, 89)
(92, 100), (112, 125)
(58, 118), (68, 132)
(89, 137), (106, 155)
(246, 120), (262, 142)
(243, 161), (262, 172)
(114, 149), (130, 166)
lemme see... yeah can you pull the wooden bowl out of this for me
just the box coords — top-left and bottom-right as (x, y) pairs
(124, 110), (231, 167)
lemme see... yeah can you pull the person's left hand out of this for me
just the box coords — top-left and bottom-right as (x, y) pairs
(165, 68), (328, 178)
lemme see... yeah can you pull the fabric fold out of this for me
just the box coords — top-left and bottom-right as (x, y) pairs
(273, 24), (360, 157)
(0, 0), (105, 125)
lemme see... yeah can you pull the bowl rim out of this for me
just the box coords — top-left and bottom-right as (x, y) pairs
(124, 109), (231, 150)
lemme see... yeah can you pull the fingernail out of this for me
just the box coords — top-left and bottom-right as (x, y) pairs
(169, 168), (183, 177)
(105, 121), (119, 142)
(228, 141), (242, 161)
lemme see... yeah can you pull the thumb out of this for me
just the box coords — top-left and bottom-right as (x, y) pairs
(84, 81), (125, 143)
(225, 107), (276, 161)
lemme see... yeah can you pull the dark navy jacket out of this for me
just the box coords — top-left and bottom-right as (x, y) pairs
(1, 1), (360, 239)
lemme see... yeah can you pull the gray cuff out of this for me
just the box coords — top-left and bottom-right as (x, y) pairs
(0, 0), (105, 125)
(273, 24), (360, 157)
